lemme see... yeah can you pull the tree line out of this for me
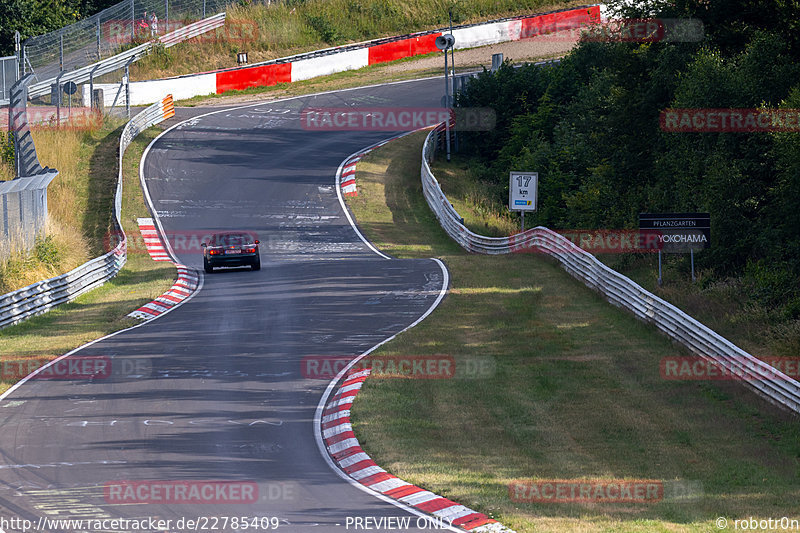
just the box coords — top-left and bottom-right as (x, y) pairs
(456, 0), (800, 318)
(0, 0), (118, 56)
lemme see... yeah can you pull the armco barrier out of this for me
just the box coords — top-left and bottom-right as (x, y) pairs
(420, 124), (800, 415)
(0, 95), (175, 330)
(86, 4), (601, 106)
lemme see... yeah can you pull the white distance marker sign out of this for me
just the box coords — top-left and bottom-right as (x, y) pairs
(509, 171), (538, 211)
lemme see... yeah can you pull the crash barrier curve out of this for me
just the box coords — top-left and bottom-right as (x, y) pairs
(87, 4), (603, 106)
(25, 13), (226, 102)
(0, 95), (175, 330)
(420, 124), (800, 414)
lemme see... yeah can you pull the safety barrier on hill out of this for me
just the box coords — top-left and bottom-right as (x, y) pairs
(0, 95), (175, 330)
(420, 124), (800, 415)
(86, 4), (602, 106)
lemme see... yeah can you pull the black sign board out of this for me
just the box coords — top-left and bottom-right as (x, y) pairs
(63, 81), (78, 95)
(639, 212), (710, 253)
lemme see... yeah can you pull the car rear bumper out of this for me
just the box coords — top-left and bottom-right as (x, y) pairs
(207, 253), (259, 267)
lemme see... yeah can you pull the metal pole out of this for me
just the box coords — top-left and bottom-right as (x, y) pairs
(657, 250), (662, 286)
(96, 17), (101, 60)
(203, 0), (207, 18)
(448, 11), (457, 154)
(690, 248), (695, 282)
(165, 0), (169, 34)
(59, 30), (64, 72)
(444, 48), (451, 162)
(14, 31), (20, 81)
(448, 10), (455, 78)
(131, 0), (135, 42)
(125, 63), (131, 119)
(521, 211), (524, 232)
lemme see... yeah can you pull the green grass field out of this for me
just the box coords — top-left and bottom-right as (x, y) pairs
(345, 131), (800, 532)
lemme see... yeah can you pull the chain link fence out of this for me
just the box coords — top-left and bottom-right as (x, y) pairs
(22, 0), (228, 85)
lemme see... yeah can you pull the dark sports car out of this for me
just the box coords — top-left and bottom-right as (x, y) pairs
(202, 232), (260, 273)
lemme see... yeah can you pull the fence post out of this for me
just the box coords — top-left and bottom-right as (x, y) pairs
(14, 31), (20, 81)
(96, 17), (102, 60)
(131, 0), (135, 43)
(59, 30), (64, 71)
(165, 0), (169, 35)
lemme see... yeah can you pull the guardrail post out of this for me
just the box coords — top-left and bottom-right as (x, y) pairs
(491, 53), (503, 72)
(124, 59), (132, 119)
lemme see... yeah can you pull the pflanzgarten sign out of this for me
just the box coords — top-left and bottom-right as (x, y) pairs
(509, 172), (538, 211)
(639, 213), (710, 253)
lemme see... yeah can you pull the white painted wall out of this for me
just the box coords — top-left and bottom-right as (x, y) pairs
(291, 48), (370, 82)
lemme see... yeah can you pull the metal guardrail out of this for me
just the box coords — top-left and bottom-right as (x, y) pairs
(0, 95), (175, 330)
(420, 124), (800, 414)
(27, 13), (225, 100)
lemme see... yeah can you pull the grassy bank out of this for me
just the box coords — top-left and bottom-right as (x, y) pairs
(430, 151), (800, 372)
(130, 0), (581, 80)
(0, 123), (119, 293)
(345, 132), (800, 532)
(0, 125), (175, 395)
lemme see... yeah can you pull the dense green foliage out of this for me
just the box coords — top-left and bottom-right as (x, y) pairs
(0, 0), (117, 56)
(456, 0), (800, 317)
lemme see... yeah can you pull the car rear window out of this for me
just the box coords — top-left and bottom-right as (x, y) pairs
(212, 233), (255, 246)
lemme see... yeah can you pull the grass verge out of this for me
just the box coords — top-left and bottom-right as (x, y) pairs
(0, 125), (175, 395)
(345, 131), (800, 532)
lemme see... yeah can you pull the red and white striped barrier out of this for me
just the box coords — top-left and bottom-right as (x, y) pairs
(86, 5), (601, 106)
(322, 368), (513, 532)
(127, 218), (199, 321)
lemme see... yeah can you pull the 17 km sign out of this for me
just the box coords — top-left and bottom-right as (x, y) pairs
(509, 172), (538, 212)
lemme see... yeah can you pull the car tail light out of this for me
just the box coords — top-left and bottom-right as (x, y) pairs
(243, 247), (256, 253)
(209, 249), (221, 255)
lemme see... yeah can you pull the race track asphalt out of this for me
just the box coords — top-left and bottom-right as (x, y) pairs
(0, 78), (460, 533)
